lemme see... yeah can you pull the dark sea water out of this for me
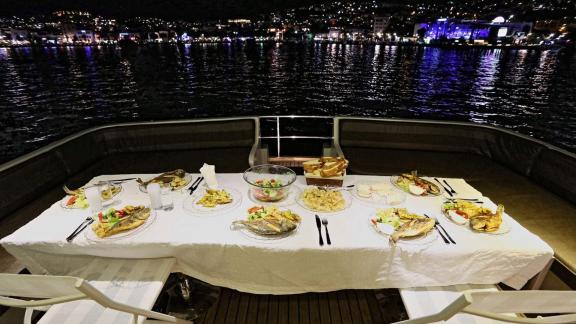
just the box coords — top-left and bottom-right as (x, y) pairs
(1, 43), (575, 163)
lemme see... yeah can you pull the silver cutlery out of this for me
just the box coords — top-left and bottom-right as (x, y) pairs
(445, 198), (483, 203)
(425, 214), (456, 244)
(66, 217), (94, 242)
(424, 214), (449, 244)
(315, 214), (324, 246)
(434, 178), (453, 197)
(321, 218), (331, 245)
(443, 180), (457, 194)
(188, 177), (204, 195)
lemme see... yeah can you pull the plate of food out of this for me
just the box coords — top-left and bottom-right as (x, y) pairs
(85, 205), (155, 241)
(370, 208), (437, 245)
(297, 186), (352, 213)
(60, 183), (122, 209)
(232, 205), (301, 241)
(352, 181), (407, 205)
(391, 171), (441, 197)
(183, 187), (241, 214)
(137, 169), (192, 192)
(441, 199), (510, 235)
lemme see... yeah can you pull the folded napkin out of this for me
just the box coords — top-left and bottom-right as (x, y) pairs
(200, 163), (219, 189)
(437, 178), (483, 199)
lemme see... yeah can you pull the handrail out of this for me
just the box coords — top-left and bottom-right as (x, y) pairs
(258, 116), (334, 157)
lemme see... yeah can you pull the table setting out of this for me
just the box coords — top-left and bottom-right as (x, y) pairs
(0, 160), (554, 294)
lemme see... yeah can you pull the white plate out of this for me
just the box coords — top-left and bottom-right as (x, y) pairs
(182, 187), (242, 215)
(296, 186), (353, 213)
(470, 219), (511, 235)
(138, 173), (193, 193)
(441, 206), (511, 235)
(231, 217), (300, 243)
(247, 186), (301, 207)
(60, 184), (122, 209)
(390, 175), (442, 197)
(351, 181), (388, 204)
(84, 209), (156, 242)
(370, 218), (439, 245)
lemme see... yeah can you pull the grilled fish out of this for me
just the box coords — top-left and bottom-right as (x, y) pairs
(233, 217), (298, 236)
(137, 169), (186, 187)
(390, 218), (435, 243)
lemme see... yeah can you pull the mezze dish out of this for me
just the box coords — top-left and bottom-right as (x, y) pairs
(391, 171), (441, 196)
(442, 199), (508, 234)
(299, 187), (350, 212)
(61, 184), (122, 209)
(370, 208), (436, 244)
(232, 206), (301, 237)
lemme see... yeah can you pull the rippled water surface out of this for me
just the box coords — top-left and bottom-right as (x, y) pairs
(1, 43), (575, 163)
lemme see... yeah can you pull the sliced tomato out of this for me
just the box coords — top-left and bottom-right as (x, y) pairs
(248, 206), (263, 213)
(98, 212), (103, 222)
(66, 195), (77, 206)
(455, 210), (469, 219)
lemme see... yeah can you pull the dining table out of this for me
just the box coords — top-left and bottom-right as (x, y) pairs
(0, 173), (554, 295)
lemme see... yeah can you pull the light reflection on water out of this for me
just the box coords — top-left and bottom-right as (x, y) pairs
(0, 43), (575, 163)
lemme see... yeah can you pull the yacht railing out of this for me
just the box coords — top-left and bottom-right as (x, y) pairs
(258, 116), (334, 165)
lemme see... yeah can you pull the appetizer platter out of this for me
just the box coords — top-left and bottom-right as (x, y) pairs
(137, 169), (192, 192)
(352, 181), (406, 205)
(85, 205), (155, 241)
(60, 183), (122, 209)
(391, 171), (441, 197)
(303, 157), (349, 187)
(297, 186), (352, 213)
(183, 187), (242, 214)
(370, 208), (437, 244)
(441, 199), (510, 234)
(232, 206), (301, 241)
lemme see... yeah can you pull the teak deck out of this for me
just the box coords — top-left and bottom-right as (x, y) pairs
(194, 288), (406, 324)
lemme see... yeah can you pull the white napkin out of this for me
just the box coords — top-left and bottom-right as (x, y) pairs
(199, 163), (218, 189)
(438, 178), (483, 199)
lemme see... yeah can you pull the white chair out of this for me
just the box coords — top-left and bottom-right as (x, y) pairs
(0, 257), (192, 324)
(396, 285), (576, 324)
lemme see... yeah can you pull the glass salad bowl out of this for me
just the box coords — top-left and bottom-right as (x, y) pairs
(243, 164), (297, 202)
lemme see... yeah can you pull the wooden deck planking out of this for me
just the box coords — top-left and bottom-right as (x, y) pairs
(191, 288), (404, 324)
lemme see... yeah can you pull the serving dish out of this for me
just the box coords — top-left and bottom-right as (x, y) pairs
(243, 165), (296, 202)
(297, 186), (352, 213)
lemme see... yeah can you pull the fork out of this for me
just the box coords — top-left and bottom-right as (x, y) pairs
(321, 218), (332, 245)
(425, 214), (456, 244)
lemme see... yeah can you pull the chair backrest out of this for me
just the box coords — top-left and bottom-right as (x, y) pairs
(466, 290), (576, 314)
(0, 274), (82, 300)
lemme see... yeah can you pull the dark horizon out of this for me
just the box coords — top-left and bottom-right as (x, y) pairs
(0, 0), (328, 20)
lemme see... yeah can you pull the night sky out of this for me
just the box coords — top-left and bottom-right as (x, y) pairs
(0, 0), (324, 19)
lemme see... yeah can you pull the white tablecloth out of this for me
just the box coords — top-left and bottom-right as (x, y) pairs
(1, 174), (553, 294)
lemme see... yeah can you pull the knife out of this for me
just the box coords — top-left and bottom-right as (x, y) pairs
(315, 214), (324, 246)
(434, 178), (453, 197)
(443, 179), (457, 194)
